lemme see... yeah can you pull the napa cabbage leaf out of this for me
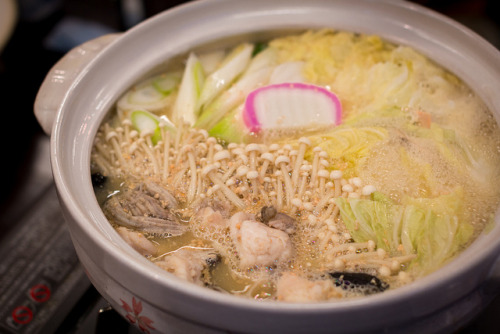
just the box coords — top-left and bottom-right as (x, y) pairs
(335, 189), (474, 275)
(306, 125), (388, 176)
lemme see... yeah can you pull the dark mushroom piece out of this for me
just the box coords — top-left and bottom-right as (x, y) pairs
(258, 206), (296, 234)
(259, 206), (277, 222)
(329, 272), (389, 295)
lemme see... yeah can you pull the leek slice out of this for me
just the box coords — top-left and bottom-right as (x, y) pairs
(197, 43), (254, 112)
(130, 109), (162, 145)
(208, 105), (247, 144)
(195, 47), (276, 129)
(198, 50), (225, 75)
(118, 72), (181, 112)
(172, 52), (205, 125)
(153, 72), (182, 94)
(195, 66), (272, 129)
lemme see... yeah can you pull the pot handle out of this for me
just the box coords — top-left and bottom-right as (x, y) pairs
(34, 33), (121, 135)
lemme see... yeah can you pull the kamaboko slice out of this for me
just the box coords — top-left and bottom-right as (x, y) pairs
(242, 83), (342, 133)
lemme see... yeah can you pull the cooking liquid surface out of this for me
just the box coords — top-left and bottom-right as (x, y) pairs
(91, 30), (500, 302)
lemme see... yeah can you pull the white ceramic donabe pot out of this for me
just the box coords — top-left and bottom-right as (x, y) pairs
(35, 0), (500, 333)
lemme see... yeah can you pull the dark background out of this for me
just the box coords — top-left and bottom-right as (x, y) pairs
(0, 0), (499, 333)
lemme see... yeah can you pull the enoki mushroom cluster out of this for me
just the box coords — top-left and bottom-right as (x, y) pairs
(92, 119), (416, 279)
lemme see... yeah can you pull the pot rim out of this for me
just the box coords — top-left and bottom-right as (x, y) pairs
(50, 0), (500, 320)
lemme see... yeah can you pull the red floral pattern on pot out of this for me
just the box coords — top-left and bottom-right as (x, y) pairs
(120, 297), (155, 333)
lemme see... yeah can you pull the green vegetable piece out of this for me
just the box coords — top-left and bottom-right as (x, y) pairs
(172, 53), (205, 125)
(196, 47), (277, 130)
(208, 107), (247, 144)
(335, 194), (396, 251)
(252, 42), (268, 56)
(198, 50), (225, 74)
(159, 115), (177, 135)
(335, 188), (474, 275)
(308, 126), (388, 176)
(196, 66), (272, 130)
(197, 43), (254, 112)
(130, 109), (162, 145)
(152, 71), (182, 95)
(127, 84), (164, 105)
(120, 72), (181, 112)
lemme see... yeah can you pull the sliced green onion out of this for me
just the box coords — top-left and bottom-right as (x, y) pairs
(131, 109), (162, 145)
(172, 52), (205, 125)
(152, 71), (182, 95)
(197, 43), (254, 112)
(195, 46), (276, 129)
(118, 72), (181, 112)
(198, 50), (225, 75)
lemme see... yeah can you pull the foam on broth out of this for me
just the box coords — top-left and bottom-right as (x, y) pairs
(91, 30), (500, 302)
